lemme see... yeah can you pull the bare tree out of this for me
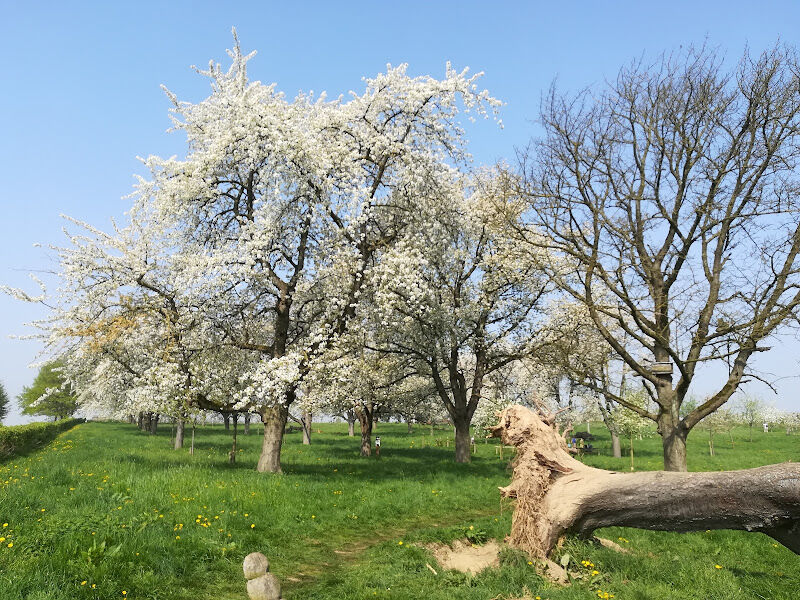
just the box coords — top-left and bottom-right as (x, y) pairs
(516, 44), (800, 470)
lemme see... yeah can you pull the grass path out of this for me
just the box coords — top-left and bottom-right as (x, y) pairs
(284, 506), (502, 591)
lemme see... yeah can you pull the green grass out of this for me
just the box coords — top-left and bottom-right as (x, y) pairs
(0, 419), (797, 600)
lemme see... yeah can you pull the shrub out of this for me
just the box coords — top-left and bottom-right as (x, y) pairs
(0, 418), (83, 459)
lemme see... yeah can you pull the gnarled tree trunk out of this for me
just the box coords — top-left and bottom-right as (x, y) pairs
(355, 403), (374, 457)
(491, 405), (800, 558)
(257, 404), (289, 473)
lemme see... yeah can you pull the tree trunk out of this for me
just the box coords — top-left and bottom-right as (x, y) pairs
(137, 412), (144, 430)
(454, 417), (471, 463)
(223, 413), (230, 431)
(355, 404), (373, 457)
(149, 414), (159, 435)
(229, 414), (238, 464)
(491, 405), (800, 558)
(143, 412), (152, 432)
(657, 411), (688, 472)
(174, 417), (185, 450)
(256, 404), (289, 473)
(244, 413), (251, 435)
(302, 411), (312, 445)
(190, 422), (195, 455)
(586, 421), (591, 434)
(611, 431), (621, 458)
(347, 411), (355, 437)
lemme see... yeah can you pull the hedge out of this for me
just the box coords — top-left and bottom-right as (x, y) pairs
(0, 418), (84, 459)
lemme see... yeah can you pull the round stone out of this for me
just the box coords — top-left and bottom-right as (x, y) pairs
(242, 552), (270, 580)
(246, 573), (281, 600)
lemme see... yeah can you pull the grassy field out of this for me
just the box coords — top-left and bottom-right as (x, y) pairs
(0, 418), (797, 600)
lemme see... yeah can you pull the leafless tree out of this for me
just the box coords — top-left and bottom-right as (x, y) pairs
(515, 44), (800, 470)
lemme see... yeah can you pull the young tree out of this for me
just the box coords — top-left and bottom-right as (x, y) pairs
(613, 389), (651, 471)
(0, 381), (8, 424)
(736, 395), (770, 442)
(18, 361), (78, 421)
(516, 44), (800, 470)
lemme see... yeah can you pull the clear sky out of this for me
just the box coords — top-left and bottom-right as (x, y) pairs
(2, 1), (800, 424)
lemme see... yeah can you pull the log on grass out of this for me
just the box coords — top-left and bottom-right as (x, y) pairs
(490, 405), (800, 558)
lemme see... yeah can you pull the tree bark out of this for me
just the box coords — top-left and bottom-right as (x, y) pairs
(491, 405), (800, 558)
(174, 416), (185, 450)
(137, 412), (144, 430)
(660, 422), (688, 472)
(244, 413), (251, 435)
(149, 413), (159, 435)
(223, 413), (230, 431)
(454, 417), (471, 463)
(257, 404), (289, 473)
(302, 411), (312, 445)
(355, 404), (373, 457)
(611, 431), (621, 458)
(347, 410), (355, 437)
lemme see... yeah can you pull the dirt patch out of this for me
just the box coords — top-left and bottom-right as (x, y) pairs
(425, 539), (501, 574)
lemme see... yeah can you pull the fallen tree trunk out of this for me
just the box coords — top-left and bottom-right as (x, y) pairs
(490, 405), (800, 558)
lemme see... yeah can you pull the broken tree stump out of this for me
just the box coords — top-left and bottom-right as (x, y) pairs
(489, 405), (800, 558)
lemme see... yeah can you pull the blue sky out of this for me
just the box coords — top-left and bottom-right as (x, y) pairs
(2, 1), (799, 424)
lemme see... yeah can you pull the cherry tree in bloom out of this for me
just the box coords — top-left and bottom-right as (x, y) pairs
(306, 334), (433, 456)
(370, 171), (557, 462)
(9, 32), (501, 473)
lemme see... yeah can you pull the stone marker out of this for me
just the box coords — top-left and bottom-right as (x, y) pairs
(243, 552), (282, 600)
(246, 573), (281, 600)
(243, 552), (270, 580)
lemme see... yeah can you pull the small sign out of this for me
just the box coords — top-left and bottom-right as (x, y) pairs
(649, 362), (673, 375)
